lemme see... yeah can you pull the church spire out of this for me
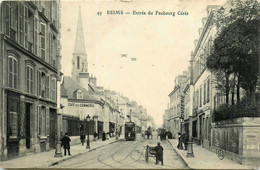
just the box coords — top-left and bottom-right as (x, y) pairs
(73, 6), (86, 55)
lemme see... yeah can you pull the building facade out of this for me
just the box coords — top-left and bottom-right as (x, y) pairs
(0, 1), (61, 160)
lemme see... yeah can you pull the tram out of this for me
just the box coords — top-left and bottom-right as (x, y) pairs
(125, 121), (136, 141)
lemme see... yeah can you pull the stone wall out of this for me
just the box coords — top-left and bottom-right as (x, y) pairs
(211, 117), (260, 166)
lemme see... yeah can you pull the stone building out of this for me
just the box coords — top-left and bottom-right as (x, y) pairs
(0, 1), (61, 160)
(167, 74), (187, 138)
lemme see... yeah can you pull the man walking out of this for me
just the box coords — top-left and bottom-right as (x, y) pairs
(93, 131), (98, 141)
(80, 132), (86, 146)
(155, 142), (164, 165)
(61, 132), (71, 156)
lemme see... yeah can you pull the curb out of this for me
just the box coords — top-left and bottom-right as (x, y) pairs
(48, 139), (123, 167)
(167, 139), (194, 169)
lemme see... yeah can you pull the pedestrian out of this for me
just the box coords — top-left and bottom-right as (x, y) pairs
(183, 132), (188, 150)
(102, 131), (106, 141)
(61, 132), (71, 156)
(93, 131), (98, 141)
(80, 132), (86, 146)
(155, 142), (164, 165)
(177, 132), (183, 149)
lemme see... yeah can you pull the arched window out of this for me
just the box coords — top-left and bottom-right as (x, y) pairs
(26, 65), (34, 94)
(77, 56), (80, 69)
(8, 55), (18, 89)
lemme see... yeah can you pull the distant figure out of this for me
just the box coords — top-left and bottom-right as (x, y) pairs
(177, 133), (183, 149)
(106, 132), (110, 139)
(183, 133), (188, 150)
(93, 131), (98, 141)
(102, 131), (106, 141)
(155, 142), (164, 165)
(61, 132), (71, 156)
(80, 132), (86, 146)
(168, 131), (173, 139)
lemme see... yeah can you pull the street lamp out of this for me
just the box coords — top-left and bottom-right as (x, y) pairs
(86, 115), (91, 149)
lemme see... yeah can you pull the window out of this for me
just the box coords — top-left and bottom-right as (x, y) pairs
(8, 56), (18, 89)
(18, 2), (24, 46)
(46, 76), (49, 98)
(50, 78), (56, 101)
(38, 106), (47, 136)
(207, 78), (210, 103)
(38, 71), (47, 97)
(199, 86), (202, 107)
(26, 66), (34, 94)
(8, 100), (19, 138)
(49, 33), (53, 66)
(203, 82), (206, 105)
(34, 16), (38, 55)
(77, 56), (80, 69)
(4, 2), (11, 36)
(24, 5), (28, 49)
(9, 112), (18, 138)
(40, 22), (46, 60)
(77, 91), (83, 99)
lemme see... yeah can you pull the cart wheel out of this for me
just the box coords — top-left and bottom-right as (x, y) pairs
(145, 150), (148, 163)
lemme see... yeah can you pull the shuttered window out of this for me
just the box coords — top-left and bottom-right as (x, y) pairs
(4, 2), (11, 37)
(40, 22), (46, 60)
(34, 16), (38, 55)
(46, 76), (49, 98)
(24, 5), (28, 49)
(26, 66), (34, 94)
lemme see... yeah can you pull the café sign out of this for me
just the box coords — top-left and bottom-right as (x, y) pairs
(68, 102), (94, 107)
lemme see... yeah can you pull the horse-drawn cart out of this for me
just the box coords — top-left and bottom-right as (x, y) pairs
(145, 145), (157, 163)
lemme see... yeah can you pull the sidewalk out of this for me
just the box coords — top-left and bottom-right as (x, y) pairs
(167, 139), (255, 169)
(0, 137), (122, 168)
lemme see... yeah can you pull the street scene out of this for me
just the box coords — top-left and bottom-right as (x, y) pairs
(0, 0), (259, 169)
(52, 134), (187, 169)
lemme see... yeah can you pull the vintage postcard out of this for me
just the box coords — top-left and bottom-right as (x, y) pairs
(0, 0), (259, 169)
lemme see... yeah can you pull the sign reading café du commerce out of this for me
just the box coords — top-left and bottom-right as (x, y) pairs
(68, 102), (95, 108)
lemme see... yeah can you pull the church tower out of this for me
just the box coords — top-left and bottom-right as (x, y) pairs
(71, 7), (89, 89)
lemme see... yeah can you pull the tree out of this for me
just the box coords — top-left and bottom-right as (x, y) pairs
(207, 0), (259, 105)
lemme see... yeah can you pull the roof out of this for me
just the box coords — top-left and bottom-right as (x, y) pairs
(62, 76), (98, 101)
(88, 83), (98, 92)
(73, 7), (86, 55)
(61, 83), (68, 97)
(168, 85), (180, 97)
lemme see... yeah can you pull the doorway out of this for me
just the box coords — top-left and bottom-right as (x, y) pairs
(49, 108), (57, 149)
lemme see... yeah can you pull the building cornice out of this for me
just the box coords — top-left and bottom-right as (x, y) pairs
(193, 11), (214, 57)
(68, 99), (104, 106)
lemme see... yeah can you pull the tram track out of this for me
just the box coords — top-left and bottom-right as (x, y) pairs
(52, 135), (188, 169)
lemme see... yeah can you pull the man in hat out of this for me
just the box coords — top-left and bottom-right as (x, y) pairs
(155, 142), (164, 165)
(61, 132), (71, 156)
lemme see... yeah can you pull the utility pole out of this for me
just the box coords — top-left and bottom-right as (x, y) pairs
(187, 51), (194, 157)
(54, 46), (62, 157)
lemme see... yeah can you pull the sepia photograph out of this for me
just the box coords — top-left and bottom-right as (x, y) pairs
(0, 0), (259, 169)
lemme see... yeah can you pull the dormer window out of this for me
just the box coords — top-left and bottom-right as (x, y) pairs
(77, 90), (83, 99)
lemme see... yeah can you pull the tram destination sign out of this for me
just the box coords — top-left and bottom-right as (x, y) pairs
(68, 102), (94, 107)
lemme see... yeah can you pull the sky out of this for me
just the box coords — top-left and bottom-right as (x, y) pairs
(60, 0), (227, 127)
